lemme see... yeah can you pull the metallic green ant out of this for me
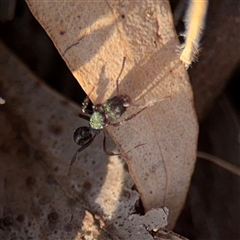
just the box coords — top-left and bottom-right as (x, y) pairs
(71, 57), (167, 167)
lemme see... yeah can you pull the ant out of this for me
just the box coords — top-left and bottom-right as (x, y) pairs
(71, 57), (169, 168)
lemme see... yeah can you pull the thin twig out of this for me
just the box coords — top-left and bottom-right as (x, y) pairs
(197, 151), (240, 177)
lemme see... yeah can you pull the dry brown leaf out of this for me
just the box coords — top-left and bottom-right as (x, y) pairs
(25, 1), (198, 227)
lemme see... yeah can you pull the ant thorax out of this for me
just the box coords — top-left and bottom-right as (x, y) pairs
(89, 95), (131, 130)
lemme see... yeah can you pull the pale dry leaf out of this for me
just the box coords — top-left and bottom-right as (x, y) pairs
(25, 0), (198, 227)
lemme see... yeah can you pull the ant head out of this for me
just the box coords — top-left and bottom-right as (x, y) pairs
(93, 104), (104, 113)
(73, 126), (92, 145)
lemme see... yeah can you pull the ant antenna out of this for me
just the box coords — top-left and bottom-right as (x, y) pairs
(116, 57), (126, 96)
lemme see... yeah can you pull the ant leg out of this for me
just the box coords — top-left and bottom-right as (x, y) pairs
(70, 137), (95, 166)
(116, 57), (126, 96)
(110, 103), (154, 127)
(103, 130), (146, 157)
(130, 96), (172, 108)
(78, 112), (91, 121)
(102, 131), (122, 156)
(81, 108), (93, 116)
(110, 96), (172, 127)
(68, 134), (98, 175)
